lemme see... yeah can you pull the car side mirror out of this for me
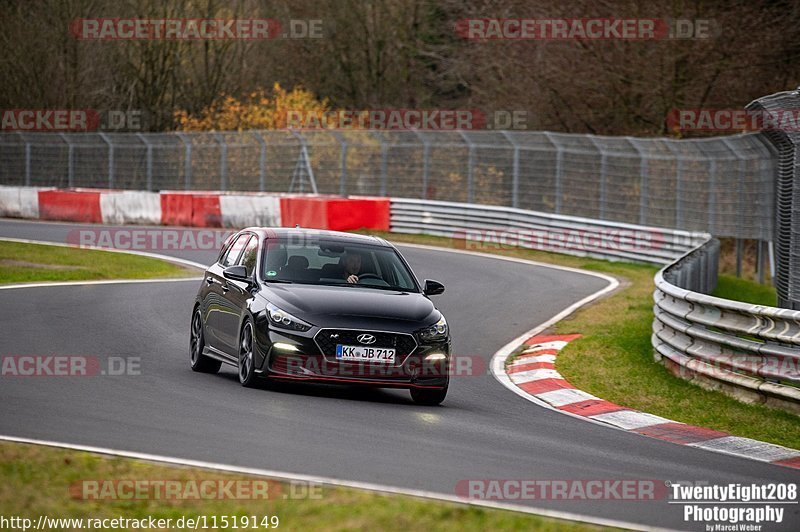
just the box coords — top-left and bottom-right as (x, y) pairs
(423, 279), (445, 296)
(223, 265), (250, 283)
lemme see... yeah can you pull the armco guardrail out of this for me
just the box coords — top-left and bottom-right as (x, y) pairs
(390, 198), (707, 264)
(653, 238), (800, 413)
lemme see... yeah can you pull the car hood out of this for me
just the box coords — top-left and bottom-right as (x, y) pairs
(262, 283), (439, 328)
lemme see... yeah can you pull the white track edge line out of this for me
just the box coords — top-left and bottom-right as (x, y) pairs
(0, 434), (655, 531)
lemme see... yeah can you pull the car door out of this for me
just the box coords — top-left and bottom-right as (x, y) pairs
(216, 234), (258, 355)
(204, 232), (250, 354)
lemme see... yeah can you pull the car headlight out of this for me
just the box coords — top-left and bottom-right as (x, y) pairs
(266, 303), (312, 332)
(419, 315), (448, 341)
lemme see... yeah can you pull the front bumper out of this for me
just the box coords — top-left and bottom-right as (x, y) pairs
(258, 327), (450, 389)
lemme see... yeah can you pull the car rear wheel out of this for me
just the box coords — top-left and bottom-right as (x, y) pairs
(410, 386), (448, 406)
(190, 308), (221, 373)
(238, 320), (258, 387)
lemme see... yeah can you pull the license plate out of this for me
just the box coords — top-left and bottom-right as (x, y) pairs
(336, 344), (396, 363)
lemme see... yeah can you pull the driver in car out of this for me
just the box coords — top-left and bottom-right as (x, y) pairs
(342, 250), (362, 284)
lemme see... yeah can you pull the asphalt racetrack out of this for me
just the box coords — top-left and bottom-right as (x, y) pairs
(0, 218), (797, 530)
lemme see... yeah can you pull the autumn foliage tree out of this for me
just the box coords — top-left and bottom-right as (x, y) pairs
(174, 83), (329, 131)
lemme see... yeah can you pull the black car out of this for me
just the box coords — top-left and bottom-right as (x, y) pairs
(190, 228), (451, 405)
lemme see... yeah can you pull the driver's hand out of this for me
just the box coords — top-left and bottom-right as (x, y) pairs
(347, 274), (359, 284)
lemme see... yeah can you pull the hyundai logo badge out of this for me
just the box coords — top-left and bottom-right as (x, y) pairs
(357, 334), (377, 345)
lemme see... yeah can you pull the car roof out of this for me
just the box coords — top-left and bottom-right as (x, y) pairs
(241, 227), (392, 247)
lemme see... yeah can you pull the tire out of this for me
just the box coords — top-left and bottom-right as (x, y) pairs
(238, 319), (258, 388)
(190, 307), (221, 373)
(410, 386), (448, 406)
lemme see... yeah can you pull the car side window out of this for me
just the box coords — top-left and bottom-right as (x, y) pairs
(220, 234), (249, 267)
(238, 236), (259, 276)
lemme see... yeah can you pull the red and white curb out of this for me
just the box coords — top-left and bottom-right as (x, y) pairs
(504, 334), (800, 470)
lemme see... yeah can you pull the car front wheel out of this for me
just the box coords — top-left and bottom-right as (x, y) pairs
(238, 320), (258, 387)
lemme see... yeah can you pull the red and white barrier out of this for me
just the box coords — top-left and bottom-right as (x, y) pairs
(279, 196), (389, 231)
(0, 186), (390, 232)
(220, 194), (281, 228)
(38, 189), (102, 223)
(0, 185), (43, 219)
(100, 191), (161, 225)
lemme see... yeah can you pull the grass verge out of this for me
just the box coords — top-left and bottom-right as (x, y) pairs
(0, 240), (196, 284)
(366, 231), (800, 450)
(713, 274), (777, 306)
(0, 442), (604, 532)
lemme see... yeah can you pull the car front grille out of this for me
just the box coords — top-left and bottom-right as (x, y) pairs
(314, 329), (418, 362)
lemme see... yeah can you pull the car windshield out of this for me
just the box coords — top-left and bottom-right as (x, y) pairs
(261, 237), (419, 292)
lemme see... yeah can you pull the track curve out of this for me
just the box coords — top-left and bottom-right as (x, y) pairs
(0, 219), (797, 530)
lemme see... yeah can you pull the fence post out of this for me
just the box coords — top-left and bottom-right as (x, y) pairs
(59, 133), (74, 188)
(722, 137), (747, 277)
(412, 130), (430, 199)
(662, 141), (684, 228)
(136, 133), (153, 191)
(24, 140), (31, 187)
(251, 131), (267, 192)
(587, 135), (606, 218)
(175, 133), (192, 191)
(288, 130), (319, 194)
(501, 131), (520, 208)
(99, 133), (114, 188)
(543, 132), (562, 213)
(379, 137), (389, 196)
(628, 138), (648, 225)
(331, 131), (347, 196)
(458, 131), (475, 203)
(215, 133), (228, 191)
(707, 158), (717, 233)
